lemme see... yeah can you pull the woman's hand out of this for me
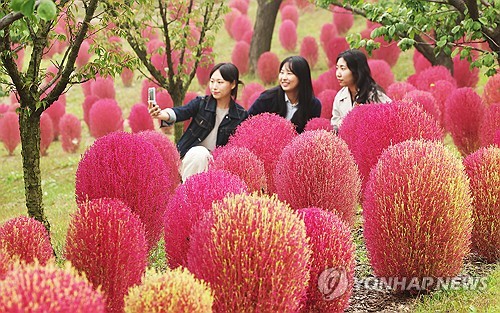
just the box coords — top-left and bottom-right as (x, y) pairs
(148, 101), (170, 121)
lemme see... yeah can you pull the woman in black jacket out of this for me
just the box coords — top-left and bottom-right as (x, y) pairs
(149, 63), (248, 181)
(248, 55), (321, 133)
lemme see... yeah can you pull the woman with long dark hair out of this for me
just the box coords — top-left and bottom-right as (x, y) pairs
(331, 49), (391, 131)
(248, 55), (321, 133)
(149, 62), (248, 181)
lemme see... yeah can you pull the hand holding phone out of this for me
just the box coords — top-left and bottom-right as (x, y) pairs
(148, 87), (156, 107)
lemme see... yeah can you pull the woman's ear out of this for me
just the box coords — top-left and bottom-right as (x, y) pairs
(231, 81), (236, 90)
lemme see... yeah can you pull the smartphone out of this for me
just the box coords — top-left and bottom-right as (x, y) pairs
(148, 87), (156, 103)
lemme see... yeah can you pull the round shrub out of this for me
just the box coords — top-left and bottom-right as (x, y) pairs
(128, 103), (155, 133)
(242, 29), (253, 45)
(402, 90), (441, 124)
(124, 268), (214, 313)
(45, 99), (65, 139)
(81, 79), (93, 97)
(210, 146), (267, 193)
(164, 170), (247, 268)
(387, 82), (417, 101)
(231, 15), (252, 41)
(315, 68), (341, 92)
(75, 132), (171, 249)
(227, 113), (297, 195)
(298, 207), (355, 312)
(40, 113), (54, 156)
(415, 65), (456, 91)
(368, 59), (394, 91)
(231, 41), (250, 75)
(90, 76), (116, 99)
(76, 40), (91, 68)
(333, 6), (354, 34)
(428, 79), (457, 127)
(65, 198), (148, 313)
(371, 37), (401, 67)
(187, 193), (311, 312)
(479, 103), (500, 147)
(224, 10), (241, 37)
(241, 82), (265, 109)
(464, 147), (500, 263)
(88, 98), (124, 138)
(120, 67), (134, 87)
(300, 36), (319, 69)
(229, 0), (248, 15)
(0, 262), (105, 312)
(317, 89), (337, 119)
(257, 51), (280, 85)
(82, 94), (99, 129)
(196, 48), (215, 86)
(339, 101), (443, 191)
(156, 90), (174, 109)
(0, 112), (20, 155)
(320, 23), (338, 51)
(281, 4), (299, 25)
(304, 117), (334, 132)
(151, 52), (167, 77)
(483, 73), (500, 106)
(279, 20), (297, 51)
(413, 50), (432, 73)
(0, 216), (53, 266)
(275, 130), (361, 225)
(325, 36), (349, 68)
(444, 87), (485, 155)
(59, 113), (82, 153)
(453, 55), (479, 88)
(0, 248), (12, 280)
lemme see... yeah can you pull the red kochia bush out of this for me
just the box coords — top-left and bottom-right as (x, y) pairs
(387, 82), (417, 101)
(304, 117), (334, 132)
(257, 51), (280, 85)
(231, 15), (252, 41)
(298, 207), (355, 312)
(415, 65), (457, 91)
(320, 23), (338, 51)
(88, 98), (123, 138)
(453, 55), (479, 88)
(76, 40), (91, 68)
(0, 112), (20, 155)
(229, 0), (248, 15)
(413, 50), (432, 73)
(444, 87), (485, 155)
(128, 103), (154, 133)
(75, 132), (171, 249)
(479, 103), (500, 147)
(339, 101), (443, 191)
(0, 262), (105, 313)
(281, 5), (299, 25)
(120, 67), (134, 87)
(187, 193), (311, 312)
(164, 170), (247, 268)
(45, 99), (65, 139)
(483, 73), (500, 106)
(90, 76), (116, 99)
(363, 140), (473, 292)
(82, 95), (99, 129)
(210, 146), (267, 193)
(464, 147), (500, 263)
(231, 41), (250, 75)
(275, 130), (361, 226)
(65, 198), (148, 313)
(59, 113), (82, 153)
(368, 59), (394, 91)
(0, 216), (53, 266)
(196, 48), (215, 86)
(333, 6), (354, 34)
(325, 36), (349, 68)
(318, 89), (337, 119)
(227, 113), (297, 195)
(224, 10), (241, 36)
(371, 37), (401, 67)
(40, 113), (54, 156)
(279, 20), (297, 51)
(402, 90), (441, 124)
(300, 36), (319, 69)
(241, 82), (265, 109)
(428, 79), (457, 127)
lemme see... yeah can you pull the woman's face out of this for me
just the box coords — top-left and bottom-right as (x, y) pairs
(279, 63), (299, 93)
(209, 69), (235, 100)
(336, 57), (355, 89)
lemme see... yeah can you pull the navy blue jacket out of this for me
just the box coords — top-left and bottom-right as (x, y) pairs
(162, 96), (248, 158)
(248, 88), (321, 133)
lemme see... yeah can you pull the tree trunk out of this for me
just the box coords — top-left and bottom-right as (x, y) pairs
(19, 109), (50, 232)
(170, 82), (185, 144)
(249, 0), (283, 74)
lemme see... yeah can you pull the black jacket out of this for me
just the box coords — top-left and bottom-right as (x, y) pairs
(162, 96), (248, 158)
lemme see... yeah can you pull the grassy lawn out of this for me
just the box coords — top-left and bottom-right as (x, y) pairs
(0, 2), (498, 312)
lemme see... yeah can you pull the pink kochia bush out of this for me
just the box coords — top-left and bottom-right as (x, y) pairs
(333, 6), (354, 34)
(210, 146), (267, 193)
(45, 99), (65, 139)
(0, 216), (53, 266)
(479, 103), (500, 147)
(281, 5), (299, 25)
(124, 268), (214, 313)
(304, 117), (334, 132)
(386, 82), (417, 101)
(463, 147), (500, 263)
(59, 113), (82, 153)
(0, 112), (20, 155)
(300, 36), (319, 69)
(363, 140), (472, 292)
(339, 101), (443, 191)
(279, 20), (297, 51)
(75, 132), (171, 249)
(275, 130), (361, 226)
(164, 170), (247, 268)
(187, 193), (311, 312)
(402, 90), (441, 123)
(226, 113), (297, 195)
(82, 94), (99, 129)
(65, 198), (148, 313)
(128, 103), (154, 133)
(40, 113), (54, 156)
(298, 207), (355, 313)
(367, 59), (394, 91)
(0, 262), (105, 313)
(257, 51), (280, 85)
(231, 41), (250, 75)
(241, 82), (265, 109)
(428, 79), (457, 127)
(318, 89), (337, 119)
(483, 73), (500, 106)
(88, 98), (124, 138)
(415, 65), (456, 91)
(91, 76), (116, 99)
(453, 55), (479, 88)
(444, 87), (485, 155)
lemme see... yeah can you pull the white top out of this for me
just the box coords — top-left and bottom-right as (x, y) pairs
(200, 107), (229, 151)
(331, 87), (391, 129)
(284, 93), (298, 120)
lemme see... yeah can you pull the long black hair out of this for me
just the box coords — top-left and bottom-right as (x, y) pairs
(337, 49), (384, 104)
(210, 62), (243, 99)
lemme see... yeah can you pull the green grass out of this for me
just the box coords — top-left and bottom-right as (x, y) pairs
(0, 2), (498, 312)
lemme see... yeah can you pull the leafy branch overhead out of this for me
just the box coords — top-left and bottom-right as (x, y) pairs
(9, 0), (57, 22)
(317, 0), (499, 76)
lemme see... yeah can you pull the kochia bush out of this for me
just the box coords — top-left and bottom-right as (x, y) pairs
(304, 117), (334, 132)
(414, 65), (456, 91)
(386, 82), (417, 101)
(279, 20), (297, 51)
(128, 103), (155, 133)
(88, 98), (124, 139)
(332, 6), (354, 34)
(65, 198), (148, 313)
(164, 170), (247, 268)
(483, 73), (500, 106)
(479, 103), (500, 147)
(241, 82), (265, 109)
(40, 113), (54, 156)
(453, 55), (479, 88)
(90, 76), (116, 99)
(231, 15), (252, 41)
(275, 130), (361, 226)
(0, 112), (20, 155)
(402, 90), (441, 124)
(300, 36), (319, 69)
(367, 59), (394, 91)
(257, 51), (280, 85)
(44, 99), (65, 140)
(187, 193), (311, 312)
(317, 89), (337, 119)
(281, 5), (299, 26)
(231, 41), (250, 75)
(463, 147), (500, 263)
(363, 140), (472, 292)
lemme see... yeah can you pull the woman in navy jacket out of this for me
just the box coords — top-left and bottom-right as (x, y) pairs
(149, 63), (248, 181)
(248, 55), (321, 133)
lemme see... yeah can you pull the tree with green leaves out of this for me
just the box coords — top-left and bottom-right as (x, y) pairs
(102, 0), (227, 142)
(0, 0), (128, 233)
(317, 0), (499, 76)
